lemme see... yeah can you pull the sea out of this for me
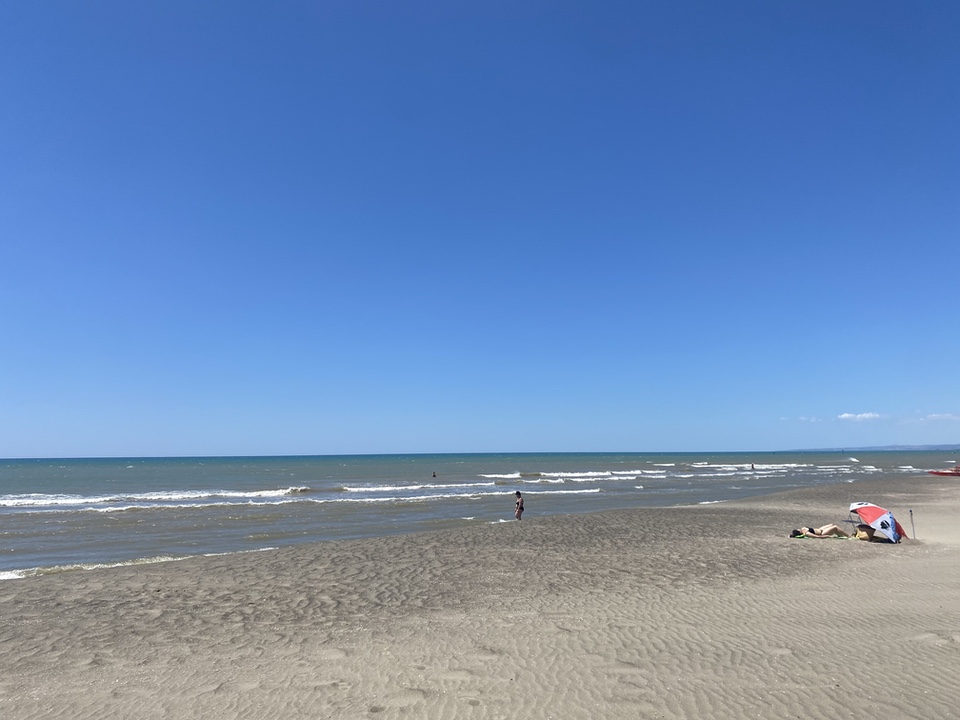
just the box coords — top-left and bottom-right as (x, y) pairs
(2, 450), (955, 580)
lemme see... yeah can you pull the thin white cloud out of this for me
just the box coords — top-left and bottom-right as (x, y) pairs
(837, 412), (881, 421)
(922, 413), (960, 422)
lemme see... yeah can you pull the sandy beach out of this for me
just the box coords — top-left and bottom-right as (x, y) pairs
(2, 473), (958, 719)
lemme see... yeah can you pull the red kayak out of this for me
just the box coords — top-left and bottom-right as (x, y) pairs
(928, 469), (960, 476)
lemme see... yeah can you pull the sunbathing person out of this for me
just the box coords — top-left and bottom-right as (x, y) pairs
(789, 523), (850, 539)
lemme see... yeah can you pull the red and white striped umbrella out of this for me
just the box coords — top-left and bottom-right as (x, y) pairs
(849, 502), (906, 543)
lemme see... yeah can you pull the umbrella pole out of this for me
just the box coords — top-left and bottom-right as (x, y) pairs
(909, 508), (916, 540)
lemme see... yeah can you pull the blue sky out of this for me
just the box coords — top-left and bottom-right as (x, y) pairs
(2, 1), (958, 458)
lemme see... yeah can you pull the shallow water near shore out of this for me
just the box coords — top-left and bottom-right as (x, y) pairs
(1, 450), (954, 578)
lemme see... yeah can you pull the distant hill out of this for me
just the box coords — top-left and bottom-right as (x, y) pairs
(797, 444), (960, 452)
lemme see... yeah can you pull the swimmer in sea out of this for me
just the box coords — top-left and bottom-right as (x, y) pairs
(514, 491), (524, 521)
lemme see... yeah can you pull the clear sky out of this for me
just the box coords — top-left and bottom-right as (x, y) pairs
(2, 1), (958, 458)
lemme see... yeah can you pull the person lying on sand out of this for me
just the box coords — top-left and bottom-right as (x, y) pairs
(790, 524), (850, 539)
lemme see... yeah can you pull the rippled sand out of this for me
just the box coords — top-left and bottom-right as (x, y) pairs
(2, 474), (958, 719)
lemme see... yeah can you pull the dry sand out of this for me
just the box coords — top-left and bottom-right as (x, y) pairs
(2, 473), (959, 719)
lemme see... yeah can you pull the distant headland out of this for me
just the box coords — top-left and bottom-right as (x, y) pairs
(796, 444), (960, 452)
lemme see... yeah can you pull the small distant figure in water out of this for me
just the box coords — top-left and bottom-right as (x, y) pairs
(514, 491), (524, 521)
(789, 524), (850, 538)
(751, 463), (755, 470)
(432, 472), (436, 478)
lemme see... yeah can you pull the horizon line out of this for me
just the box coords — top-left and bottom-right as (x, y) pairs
(3, 445), (960, 462)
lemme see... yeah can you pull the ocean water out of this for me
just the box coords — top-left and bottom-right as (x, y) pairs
(1, 451), (953, 579)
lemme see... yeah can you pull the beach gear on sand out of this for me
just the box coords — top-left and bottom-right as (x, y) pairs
(849, 502), (906, 543)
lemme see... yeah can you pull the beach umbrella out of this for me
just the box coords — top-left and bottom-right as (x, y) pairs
(849, 502), (906, 543)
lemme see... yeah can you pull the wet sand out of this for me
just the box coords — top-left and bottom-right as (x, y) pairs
(2, 473), (958, 719)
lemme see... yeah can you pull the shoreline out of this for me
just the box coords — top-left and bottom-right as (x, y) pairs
(0, 469), (932, 581)
(2, 473), (958, 718)
(3, 451), (951, 578)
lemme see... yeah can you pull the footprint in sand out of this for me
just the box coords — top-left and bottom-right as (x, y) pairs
(368, 687), (429, 712)
(909, 631), (956, 646)
(439, 669), (474, 682)
(769, 647), (794, 656)
(316, 647), (348, 660)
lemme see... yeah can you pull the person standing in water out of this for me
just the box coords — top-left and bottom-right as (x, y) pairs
(514, 491), (524, 520)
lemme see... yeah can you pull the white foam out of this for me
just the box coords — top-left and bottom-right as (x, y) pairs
(201, 547), (278, 558)
(0, 547), (282, 581)
(541, 471), (612, 478)
(0, 554), (192, 580)
(82, 500), (294, 513)
(343, 482), (495, 493)
(0, 486), (313, 508)
(523, 488), (601, 495)
(0, 493), (123, 507)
